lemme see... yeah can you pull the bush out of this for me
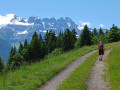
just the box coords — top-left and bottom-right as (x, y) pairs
(8, 54), (24, 71)
(47, 48), (63, 57)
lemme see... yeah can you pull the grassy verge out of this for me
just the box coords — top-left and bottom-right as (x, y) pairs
(0, 42), (119, 90)
(104, 42), (120, 50)
(105, 47), (120, 90)
(57, 51), (98, 90)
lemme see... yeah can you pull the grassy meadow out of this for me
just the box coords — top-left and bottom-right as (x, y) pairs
(105, 46), (120, 90)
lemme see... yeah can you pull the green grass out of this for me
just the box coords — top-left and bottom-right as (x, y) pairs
(57, 51), (98, 90)
(104, 42), (120, 50)
(105, 47), (120, 90)
(0, 42), (120, 90)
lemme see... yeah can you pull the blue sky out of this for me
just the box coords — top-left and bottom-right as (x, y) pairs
(0, 0), (120, 29)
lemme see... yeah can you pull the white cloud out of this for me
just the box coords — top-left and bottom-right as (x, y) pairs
(100, 24), (104, 27)
(11, 20), (34, 26)
(79, 21), (91, 27)
(0, 14), (34, 26)
(0, 14), (14, 25)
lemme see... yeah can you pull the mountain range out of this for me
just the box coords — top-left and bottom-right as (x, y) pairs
(0, 15), (83, 43)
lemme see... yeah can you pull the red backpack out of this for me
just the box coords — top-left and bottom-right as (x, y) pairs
(98, 44), (103, 51)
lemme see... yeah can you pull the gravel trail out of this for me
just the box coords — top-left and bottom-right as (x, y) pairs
(86, 50), (111, 90)
(39, 50), (97, 90)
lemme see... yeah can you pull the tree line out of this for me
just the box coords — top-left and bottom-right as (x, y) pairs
(0, 24), (120, 72)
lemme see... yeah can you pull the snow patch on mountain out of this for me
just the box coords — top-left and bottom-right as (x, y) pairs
(39, 30), (47, 33)
(77, 25), (84, 30)
(10, 15), (34, 26)
(17, 30), (28, 35)
(67, 22), (71, 27)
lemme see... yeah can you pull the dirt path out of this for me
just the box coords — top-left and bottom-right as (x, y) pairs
(39, 50), (97, 90)
(86, 50), (111, 90)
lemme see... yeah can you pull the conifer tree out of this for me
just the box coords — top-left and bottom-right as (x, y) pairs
(105, 29), (109, 34)
(26, 44), (32, 64)
(39, 34), (46, 58)
(62, 28), (73, 51)
(21, 39), (28, 62)
(108, 24), (119, 42)
(0, 57), (4, 72)
(47, 30), (57, 53)
(71, 28), (77, 47)
(44, 30), (50, 54)
(7, 45), (16, 70)
(93, 28), (98, 36)
(44, 30), (49, 45)
(18, 42), (23, 53)
(80, 25), (92, 46)
(24, 39), (28, 48)
(99, 27), (104, 36)
(30, 31), (41, 61)
(56, 31), (62, 48)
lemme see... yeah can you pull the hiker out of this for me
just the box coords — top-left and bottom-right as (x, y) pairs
(98, 41), (104, 61)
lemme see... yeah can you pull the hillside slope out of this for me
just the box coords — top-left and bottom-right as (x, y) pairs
(0, 37), (11, 62)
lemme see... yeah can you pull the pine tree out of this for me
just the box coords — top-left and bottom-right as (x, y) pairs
(93, 28), (98, 36)
(26, 44), (32, 64)
(24, 39), (28, 48)
(99, 27), (104, 36)
(47, 30), (57, 53)
(18, 42), (23, 53)
(71, 28), (77, 48)
(44, 30), (49, 45)
(0, 57), (4, 72)
(44, 30), (50, 54)
(7, 45), (16, 70)
(56, 31), (62, 48)
(21, 48), (28, 62)
(30, 31), (41, 61)
(80, 25), (92, 46)
(62, 28), (73, 51)
(108, 24), (119, 42)
(105, 29), (109, 34)
(39, 34), (46, 59)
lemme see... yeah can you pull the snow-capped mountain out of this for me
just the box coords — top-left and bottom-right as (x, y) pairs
(0, 15), (82, 43)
